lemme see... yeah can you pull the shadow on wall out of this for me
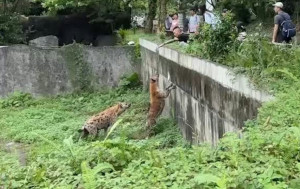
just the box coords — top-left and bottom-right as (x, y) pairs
(23, 13), (130, 46)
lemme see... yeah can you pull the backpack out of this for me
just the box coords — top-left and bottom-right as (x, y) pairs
(279, 13), (296, 39)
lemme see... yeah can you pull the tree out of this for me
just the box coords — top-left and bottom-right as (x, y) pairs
(1, 0), (30, 14)
(3, 0), (7, 13)
(42, 0), (129, 15)
(157, 0), (168, 32)
(145, 0), (157, 33)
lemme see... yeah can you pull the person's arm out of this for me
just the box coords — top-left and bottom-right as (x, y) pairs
(156, 39), (177, 52)
(272, 24), (279, 43)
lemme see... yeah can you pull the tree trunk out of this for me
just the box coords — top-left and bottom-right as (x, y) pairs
(157, 0), (161, 32)
(11, 0), (21, 13)
(178, 1), (185, 31)
(158, 0), (167, 33)
(3, 0), (7, 14)
(145, 0), (157, 33)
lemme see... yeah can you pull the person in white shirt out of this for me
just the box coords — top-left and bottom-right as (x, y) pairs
(199, 5), (218, 29)
(188, 8), (200, 33)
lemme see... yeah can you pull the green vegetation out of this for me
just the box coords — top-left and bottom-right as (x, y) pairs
(1, 71), (300, 189)
(186, 13), (238, 62)
(0, 87), (188, 188)
(126, 29), (160, 44)
(41, 0), (130, 15)
(225, 33), (300, 92)
(0, 14), (25, 45)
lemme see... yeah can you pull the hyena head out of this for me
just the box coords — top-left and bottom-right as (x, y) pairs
(117, 102), (131, 115)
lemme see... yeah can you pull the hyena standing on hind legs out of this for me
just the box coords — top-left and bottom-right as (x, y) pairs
(147, 74), (176, 129)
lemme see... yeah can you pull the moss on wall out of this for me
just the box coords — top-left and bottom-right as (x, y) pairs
(60, 43), (94, 91)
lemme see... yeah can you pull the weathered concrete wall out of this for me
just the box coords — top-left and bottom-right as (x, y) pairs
(0, 45), (138, 97)
(140, 39), (273, 145)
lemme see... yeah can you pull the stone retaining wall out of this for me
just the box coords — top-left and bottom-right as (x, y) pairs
(0, 44), (138, 97)
(140, 39), (273, 145)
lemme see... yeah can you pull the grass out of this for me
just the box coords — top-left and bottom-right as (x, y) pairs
(0, 88), (150, 143)
(126, 29), (162, 44)
(1, 86), (300, 188)
(0, 87), (187, 188)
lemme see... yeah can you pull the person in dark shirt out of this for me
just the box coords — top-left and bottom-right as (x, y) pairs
(156, 27), (190, 50)
(272, 2), (292, 43)
(173, 27), (189, 42)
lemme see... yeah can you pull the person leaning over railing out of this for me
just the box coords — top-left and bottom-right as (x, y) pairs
(157, 27), (192, 50)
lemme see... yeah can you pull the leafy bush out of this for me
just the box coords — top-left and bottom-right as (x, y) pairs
(118, 73), (141, 89)
(219, 1), (251, 23)
(186, 12), (238, 62)
(0, 14), (25, 45)
(0, 92), (34, 108)
(117, 28), (130, 45)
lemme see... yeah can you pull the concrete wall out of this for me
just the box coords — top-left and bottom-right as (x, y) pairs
(0, 44), (138, 97)
(140, 39), (273, 145)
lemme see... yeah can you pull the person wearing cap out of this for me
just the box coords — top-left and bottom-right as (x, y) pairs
(272, 2), (292, 43)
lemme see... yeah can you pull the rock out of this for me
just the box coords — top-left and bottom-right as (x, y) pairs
(29, 35), (59, 47)
(94, 35), (117, 46)
(128, 41), (135, 46)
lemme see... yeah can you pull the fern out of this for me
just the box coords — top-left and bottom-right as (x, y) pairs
(81, 161), (97, 189)
(63, 135), (76, 158)
(277, 69), (300, 82)
(32, 132), (64, 153)
(81, 161), (114, 189)
(194, 173), (220, 185)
